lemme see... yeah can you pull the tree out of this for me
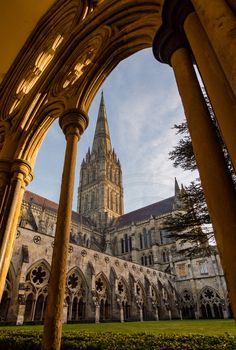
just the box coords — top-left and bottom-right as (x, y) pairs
(165, 127), (212, 256)
(165, 91), (235, 256)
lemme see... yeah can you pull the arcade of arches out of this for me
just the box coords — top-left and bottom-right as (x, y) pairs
(0, 0), (235, 349)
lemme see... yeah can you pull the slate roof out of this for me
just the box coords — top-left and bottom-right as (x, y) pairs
(23, 190), (92, 227)
(112, 196), (175, 229)
(24, 191), (175, 230)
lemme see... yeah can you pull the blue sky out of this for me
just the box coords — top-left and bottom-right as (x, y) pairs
(28, 48), (198, 213)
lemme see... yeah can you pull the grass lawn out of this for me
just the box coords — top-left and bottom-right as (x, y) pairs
(0, 319), (235, 336)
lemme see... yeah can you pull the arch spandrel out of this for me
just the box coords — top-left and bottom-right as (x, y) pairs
(0, 0), (163, 169)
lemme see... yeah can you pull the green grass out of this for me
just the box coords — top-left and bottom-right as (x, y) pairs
(0, 319), (235, 336)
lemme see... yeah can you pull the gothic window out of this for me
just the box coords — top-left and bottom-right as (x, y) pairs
(68, 273), (79, 290)
(143, 228), (148, 249)
(199, 260), (208, 275)
(96, 278), (104, 292)
(149, 252), (153, 265)
(141, 256), (144, 265)
(147, 230), (152, 247)
(95, 274), (109, 300)
(140, 233), (143, 250)
(129, 236), (132, 251)
(24, 293), (34, 322)
(181, 290), (195, 319)
(85, 195), (88, 211)
(124, 234), (129, 253)
(144, 256), (148, 266)
(121, 239), (124, 254)
(30, 264), (49, 287)
(200, 287), (224, 319)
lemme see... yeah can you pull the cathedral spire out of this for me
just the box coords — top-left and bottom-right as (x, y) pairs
(174, 177), (180, 195)
(92, 92), (112, 154)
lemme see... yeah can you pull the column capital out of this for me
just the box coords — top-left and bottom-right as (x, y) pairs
(11, 159), (33, 185)
(152, 0), (194, 65)
(59, 109), (89, 139)
(153, 29), (188, 65)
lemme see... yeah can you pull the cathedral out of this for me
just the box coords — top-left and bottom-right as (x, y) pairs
(0, 94), (230, 325)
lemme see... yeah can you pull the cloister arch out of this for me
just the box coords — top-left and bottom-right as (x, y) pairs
(0, 0), (235, 349)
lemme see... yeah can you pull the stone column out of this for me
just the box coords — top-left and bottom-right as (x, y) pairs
(0, 160), (11, 220)
(191, 0), (236, 95)
(120, 304), (124, 323)
(139, 305), (143, 322)
(95, 302), (100, 323)
(183, 12), (236, 170)
(0, 160), (32, 300)
(171, 47), (236, 315)
(42, 109), (88, 350)
(155, 307), (159, 321)
(153, 14), (236, 317)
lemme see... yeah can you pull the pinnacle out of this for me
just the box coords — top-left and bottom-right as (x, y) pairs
(92, 92), (112, 154)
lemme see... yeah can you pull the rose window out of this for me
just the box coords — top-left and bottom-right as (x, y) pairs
(96, 278), (104, 293)
(68, 273), (79, 290)
(31, 265), (48, 286)
(118, 282), (125, 295)
(203, 289), (214, 300)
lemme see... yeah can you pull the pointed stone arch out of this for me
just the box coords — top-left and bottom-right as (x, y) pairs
(199, 286), (224, 319)
(181, 289), (195, 320)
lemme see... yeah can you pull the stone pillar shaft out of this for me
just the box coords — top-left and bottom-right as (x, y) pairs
(191, 0), (236, 95)
(0, 160), (31, 300)
(42, 110), (88, 350)
(184, 12), (236, 170)
(171, 47), (236, 317)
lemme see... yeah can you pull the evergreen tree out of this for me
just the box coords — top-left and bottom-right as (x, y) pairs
(165, 121), (213, 256)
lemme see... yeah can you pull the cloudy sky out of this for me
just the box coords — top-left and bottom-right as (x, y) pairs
(28, 48), (198, 213)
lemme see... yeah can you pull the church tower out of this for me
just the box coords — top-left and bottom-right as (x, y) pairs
(77, 92), (124, 226)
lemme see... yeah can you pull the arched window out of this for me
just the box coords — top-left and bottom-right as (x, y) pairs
(24, 293), (34, 322)
(140, 234), (143, 250)
(149, 252), (153, 265)
(144, 256), (148, 266)
(121, 239), (124, 254)
(124, 234), (129, 253)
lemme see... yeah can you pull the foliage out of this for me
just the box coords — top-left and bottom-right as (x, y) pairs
(0, 330), (236, 350)
(165, 121), (212, 254)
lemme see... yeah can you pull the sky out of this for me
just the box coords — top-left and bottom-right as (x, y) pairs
(28, 48), (198, 214)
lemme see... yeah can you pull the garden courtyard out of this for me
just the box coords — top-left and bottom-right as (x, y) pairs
(0, 320), (236, 349)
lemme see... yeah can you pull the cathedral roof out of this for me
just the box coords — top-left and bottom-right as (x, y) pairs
(92, 91), (112, 154)
(112, 196), (175, 228)
(23, 191), (92, 227)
